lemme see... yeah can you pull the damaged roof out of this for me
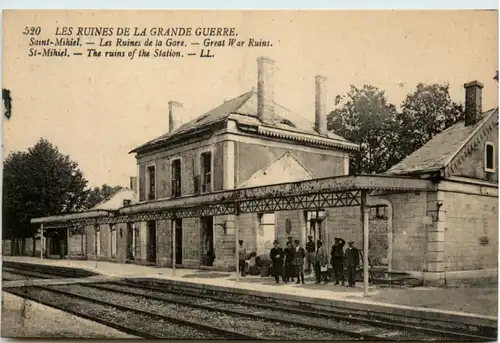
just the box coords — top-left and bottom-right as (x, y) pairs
(130, 90), (356, 154)
(386, 108), (498, 176)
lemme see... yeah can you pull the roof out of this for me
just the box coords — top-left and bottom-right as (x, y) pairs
(387, 108), (498, 176)
(131, 90), (357, 153)
(90, 188), (138, 211)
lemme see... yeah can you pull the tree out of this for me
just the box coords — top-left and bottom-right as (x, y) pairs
(3, 138), (89, 254)
(83, 184), (124, 210)
(395, 83), (464, 162)
(327, 85), (399, 174)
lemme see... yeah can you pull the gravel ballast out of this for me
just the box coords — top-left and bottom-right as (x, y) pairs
(49, 283), (354, 340)
(96, 281), (455, 341)
(5, 286), (229, 340)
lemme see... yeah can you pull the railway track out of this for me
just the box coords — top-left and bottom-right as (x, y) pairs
(3, 284), (263, 340)
(99, 279), (495, 342)
(2, 263), (496, 341)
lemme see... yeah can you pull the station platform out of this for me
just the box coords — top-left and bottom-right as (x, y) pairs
(2, 256), (498, 323)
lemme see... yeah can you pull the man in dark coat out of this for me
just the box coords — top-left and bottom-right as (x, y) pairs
(331, 237), (346, 286)
(305, 235), (315, 274)
(292, 239), (306, 284)
(345, 241), (359, 287)
(284, 241), (295, 283)
(270, 240), (284, 284)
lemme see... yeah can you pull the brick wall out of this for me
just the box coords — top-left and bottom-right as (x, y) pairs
(443, 191), (498, 270)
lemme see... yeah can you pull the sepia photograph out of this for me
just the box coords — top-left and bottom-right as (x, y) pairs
(1, 8), (498, 340)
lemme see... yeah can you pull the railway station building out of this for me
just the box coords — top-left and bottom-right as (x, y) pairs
(27, 58), (498, 285)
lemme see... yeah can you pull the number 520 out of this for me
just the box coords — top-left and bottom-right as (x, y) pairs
(23, 26), (41, 35)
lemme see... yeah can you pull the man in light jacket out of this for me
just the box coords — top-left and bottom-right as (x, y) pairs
(314, 240), (328, 284)
(238, 240), (247, 277)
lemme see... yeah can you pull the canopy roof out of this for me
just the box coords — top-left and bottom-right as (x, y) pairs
(31, 174), (436, 226)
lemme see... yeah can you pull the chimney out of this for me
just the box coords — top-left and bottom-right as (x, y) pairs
(257, 57), (275, 124)
(168, 101), (183, 132)
(315, 75), (327, 135)
(464, 81), (484, 126)
(130, 176), (138, 194)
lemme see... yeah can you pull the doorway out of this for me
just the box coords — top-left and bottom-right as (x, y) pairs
(200, 216), (215, 266)
(309, 220), (323, 243)
(174, 219), (183, 265)
(147, 220), (157, 263)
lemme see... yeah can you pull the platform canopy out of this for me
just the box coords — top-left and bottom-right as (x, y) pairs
(30, 174), (436, 227)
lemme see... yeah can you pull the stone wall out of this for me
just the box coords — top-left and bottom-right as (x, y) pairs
(137, 138), (226, 202)
(452, 122), (498, 183)
(442, 188), (498, 271)
(236, 142), (346, 185)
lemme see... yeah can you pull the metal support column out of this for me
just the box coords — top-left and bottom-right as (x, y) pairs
(94, 224), (99, 269)
(235, 203), (240, 282)
(67, 226), (71, 265)
(324, 212), (330, 268)
(172, 216), (176, 277)
(40, 224), (44, 259)
(361, 190), (370, 297)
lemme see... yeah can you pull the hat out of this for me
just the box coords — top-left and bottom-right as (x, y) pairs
(348, 241), (354, 244)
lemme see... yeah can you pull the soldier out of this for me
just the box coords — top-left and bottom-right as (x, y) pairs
(331, 237), (346, 286)
(345, 241), (359, 287)
(305, 235), (315, 274)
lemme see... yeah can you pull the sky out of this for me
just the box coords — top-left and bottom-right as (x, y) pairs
(2, 10), (498, 188)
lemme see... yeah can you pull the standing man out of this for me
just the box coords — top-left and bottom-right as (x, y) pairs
(331, 237), (346, 286)
(345, 241), (359, 287)
(270, 240), (284, 284)
(238, 240), (247, 277)
(292, 239), (306, 284)
(305, 235), (315, 274)
(284, 241), (295, 283)
(314, 240), (328, 284)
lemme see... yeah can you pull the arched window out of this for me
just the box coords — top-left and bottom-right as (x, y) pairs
(485, 142), (495, 173)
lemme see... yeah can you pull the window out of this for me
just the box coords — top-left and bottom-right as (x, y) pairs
(485, 142), (495, 172)
(147, 166), (156, 200)
(200, 152), (212, 193)
(171, 159), (181, 198)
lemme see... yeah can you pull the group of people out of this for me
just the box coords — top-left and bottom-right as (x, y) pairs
(266, 235), (360, 287)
